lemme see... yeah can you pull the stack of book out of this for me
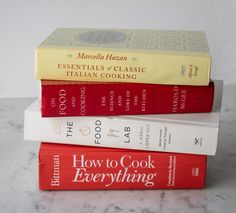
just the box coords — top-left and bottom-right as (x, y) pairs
(24, 28), (223, 190)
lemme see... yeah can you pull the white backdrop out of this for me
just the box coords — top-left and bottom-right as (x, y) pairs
(0, 0), (235, 97)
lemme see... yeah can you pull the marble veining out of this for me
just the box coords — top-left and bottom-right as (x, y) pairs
(0, 84), (236, 213)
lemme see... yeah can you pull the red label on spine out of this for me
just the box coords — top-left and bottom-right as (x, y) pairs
(39, 143), (207, 190)
(41, 81), (214, 117)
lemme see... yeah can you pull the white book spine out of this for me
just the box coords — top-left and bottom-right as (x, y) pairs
(24, 108), (218, 155)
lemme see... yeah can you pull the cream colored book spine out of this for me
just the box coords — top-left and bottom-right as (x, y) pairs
(35, 28), (211, 85)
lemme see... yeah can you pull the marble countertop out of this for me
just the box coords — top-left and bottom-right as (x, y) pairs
(0, 83), (236, 213)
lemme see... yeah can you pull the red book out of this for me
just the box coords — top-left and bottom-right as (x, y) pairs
(41, 80), (214, 117)
(39, 143), (207, 190)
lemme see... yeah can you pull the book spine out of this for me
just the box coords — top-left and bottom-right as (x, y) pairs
(24, 108), (218, 155)
(39, 143), (206, 190)
(36, 48), (210, 85)
(41, 81), (214, 117)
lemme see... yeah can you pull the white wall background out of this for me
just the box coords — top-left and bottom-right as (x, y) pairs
(0, 0), (235, 97)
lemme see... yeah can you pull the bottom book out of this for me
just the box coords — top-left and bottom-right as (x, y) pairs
(39, 143), (207, 190)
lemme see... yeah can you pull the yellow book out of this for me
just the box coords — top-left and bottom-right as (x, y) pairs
(36, 28), (211, 85)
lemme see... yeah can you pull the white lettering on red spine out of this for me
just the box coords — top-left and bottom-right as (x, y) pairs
(125, 90), (130, 112)
(50, 98), (56, 108)
(141, 89), (147, 112)
(120, 155), (155, 169)
(133, 95), (138, 107)
(172, 86), (179, 113)
(117, 95), (122, 107)
(71, 96), (76, 107)
(73, 155), (103, 168)
(109, 91), (114, 112)
(80, 86), (86, 115)
(167, 155), (176, 187)
(180, 89), (186, 110)
(51, 155), (60, 186)
(72, 154), (157, 187)
(59, 89), (66, 115)
(101, 96), (106, 107)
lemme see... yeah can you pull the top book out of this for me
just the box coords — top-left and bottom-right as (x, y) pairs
(35, 28), (211, 85)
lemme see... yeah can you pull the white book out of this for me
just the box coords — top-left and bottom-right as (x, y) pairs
(24, 80), (223, 155)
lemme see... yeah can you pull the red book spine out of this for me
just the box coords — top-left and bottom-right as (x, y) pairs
(41, 80), (214, 117)
(39, 143), (207, 190)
